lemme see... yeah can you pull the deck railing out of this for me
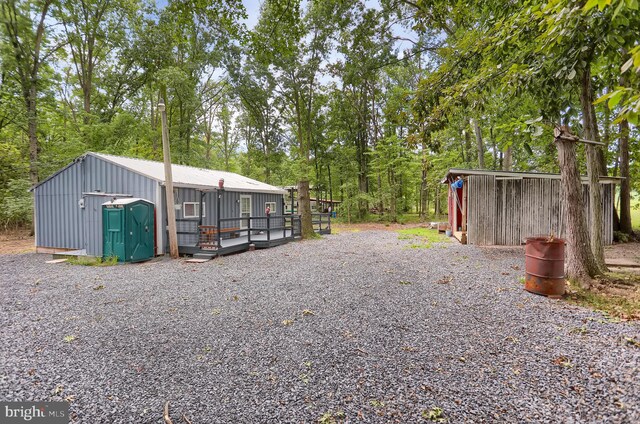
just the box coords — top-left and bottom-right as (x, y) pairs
(312, 212), (331, 234)
(197, 214), (302, 250)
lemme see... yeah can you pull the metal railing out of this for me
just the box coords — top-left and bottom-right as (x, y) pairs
(312, 212), (331, 233)
(196, 214), (302, 249)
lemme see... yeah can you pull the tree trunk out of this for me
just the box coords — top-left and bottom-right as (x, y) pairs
(327, 164), (333, 207)
(298, 179), (314, 237)
(471, 118), (484, 168)
(293, 87), (313, 238)
(420, 139), (428, 220)
(503, 145), (513, 171)
(389, 170), (397, 222)
(27, 85), (39, 185)
(490, 127), (497, 169)
(463, 129), (472, 165)
(555, 128), (600, 287)
(618, 72), (632, 234)
(579, 67), (607, 272)
(619, 117), (632, 234)
(151, 90), (158, 153)
(83, 80), (91, 124)
(356, 129), (369, 219)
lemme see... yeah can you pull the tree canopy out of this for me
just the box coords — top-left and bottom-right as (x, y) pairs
(1, 0), (638, 241)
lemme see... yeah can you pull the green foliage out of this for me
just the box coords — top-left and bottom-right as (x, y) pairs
(397, 227), (448, 243)
(63, 335), (77, 343)
(68, 256), (119, 266)
(0, 179), (33, 229)
(0, 0), (637, 236)
(422, 406), (446, 422)
(613, 231), (630, 243)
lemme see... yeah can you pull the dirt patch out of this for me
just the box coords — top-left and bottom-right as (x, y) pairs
(567, 273), (640, 320)
(605, 242), (640, 264)
(0, 230), (35, 255)
(332, 222), (432, 232)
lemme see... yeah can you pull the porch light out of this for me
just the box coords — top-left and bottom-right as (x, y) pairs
(218, 178), (224, 189)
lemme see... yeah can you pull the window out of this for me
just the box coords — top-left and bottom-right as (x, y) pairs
(183, 202), (205, 218)
(265, 202), (276, 215)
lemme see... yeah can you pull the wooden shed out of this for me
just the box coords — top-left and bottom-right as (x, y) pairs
(442, 169), (621, 246)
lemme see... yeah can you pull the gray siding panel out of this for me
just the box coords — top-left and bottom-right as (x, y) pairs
(34, 155), (158, 256)
(34, 159), (84, 250)
(168, 189), (285, 247)
(36, 154), (286, 254)
(83, 155), (158, 256)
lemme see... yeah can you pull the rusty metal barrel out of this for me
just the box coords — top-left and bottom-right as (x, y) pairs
(524, 237), (565, 298)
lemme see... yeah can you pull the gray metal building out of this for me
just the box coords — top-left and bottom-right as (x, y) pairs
(443, 169), (622, 246)
(32, 152), (286, 256)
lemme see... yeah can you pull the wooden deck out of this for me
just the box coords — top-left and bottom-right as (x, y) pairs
(178, 213), (331, 257)
(179, 229), (300, 256)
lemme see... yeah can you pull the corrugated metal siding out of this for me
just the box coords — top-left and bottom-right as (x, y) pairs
(467, 175), (496, 245)
(466, 175), (614, 246)
(168, 189), (284, 247)
(494, 178), (523, 245)
(583, 183), (615, 245)
(519, 178), (564, 240)
(34, 156), (159, 255)
(247, 192), (284, 230)
(174, 188), (215, 246)
(83, 155), (158, 256)
(34, 159), (84, 250)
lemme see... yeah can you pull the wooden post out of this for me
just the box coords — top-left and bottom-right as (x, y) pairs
(158, 101), (178, 259)
(266, 213), (271, 243)
(197, 191), (204, 247)
(462, 179), (467, 232)
(217, 189), (222, 249)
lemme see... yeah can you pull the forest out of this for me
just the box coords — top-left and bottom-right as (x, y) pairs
(1, 0), (639, 230)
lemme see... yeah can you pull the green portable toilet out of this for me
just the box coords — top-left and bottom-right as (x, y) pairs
(103, 198), (155, 262)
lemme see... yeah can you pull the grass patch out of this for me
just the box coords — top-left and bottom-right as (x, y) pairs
(330, 225), (361, 234)
(397, 227), (447, 249)
(304, 231), (323, 240)
(397, 227), (448, 245)
(68, 256), (119, 266)
(407, 242), (432, 249)
(567, 274), (640, 320)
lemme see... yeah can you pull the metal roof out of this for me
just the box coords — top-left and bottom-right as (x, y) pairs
(102, 198), (151, 206)
(32, 152), (286, 194)
(442, 168), (623, 184)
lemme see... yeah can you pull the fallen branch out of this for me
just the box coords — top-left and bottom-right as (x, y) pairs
(164, 401), (173, 424)
(182, 413), (193, 424)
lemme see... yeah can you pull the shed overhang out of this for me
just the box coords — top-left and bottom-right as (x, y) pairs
(441, 168), (623, 185)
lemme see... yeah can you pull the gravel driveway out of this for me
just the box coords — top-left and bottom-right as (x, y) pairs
(1, 230), (638, 423)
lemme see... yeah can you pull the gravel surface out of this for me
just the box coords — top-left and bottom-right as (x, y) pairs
(1, 230), (638, 423)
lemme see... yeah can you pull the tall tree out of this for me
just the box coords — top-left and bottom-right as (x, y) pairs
(56, 0), (131, 124)
(1, 0), (57, 184)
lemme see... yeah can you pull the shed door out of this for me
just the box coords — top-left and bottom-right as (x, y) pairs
(103, 207), (126, 261)
(127, 202), (154, 262)
(240, 195), (251, 229)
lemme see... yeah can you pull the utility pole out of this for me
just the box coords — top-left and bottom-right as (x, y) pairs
(158, 101), (179, 258)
